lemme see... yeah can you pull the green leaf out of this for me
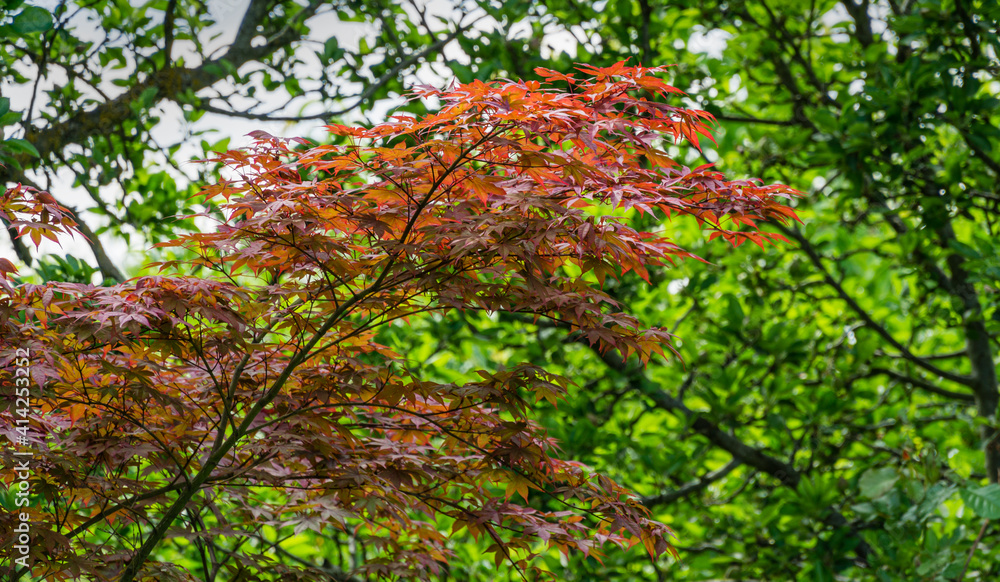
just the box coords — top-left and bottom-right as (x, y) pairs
(0, 96), (9, 117)
(853, 334), (878, 364)
(138, 87), (159, 108)
(723, 294), (744, 330)
(915, 484), (956, 520)
(967, 132), (992, 154)
(11, 5), (53, 34)
(960, 484), (1000, 519)
(812, 109), (839, 133)
(3, 138), (40, 157)
(859, 467), (898, 499)
(948, 239), (981, 260)
(812, 558), (834, 582)
(323, 37), (344, 62)
(0, 110), (20, 126)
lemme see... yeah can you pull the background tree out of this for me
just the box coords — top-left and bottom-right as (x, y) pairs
(417, 1), (1000, 580)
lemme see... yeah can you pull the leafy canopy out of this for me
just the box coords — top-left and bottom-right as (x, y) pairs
(0, 63), (795, 581)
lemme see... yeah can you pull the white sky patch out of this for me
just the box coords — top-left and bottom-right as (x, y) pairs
(688, 27), (732, 59)
(667, 278), (689, 295)
(822, 3), (853, 44)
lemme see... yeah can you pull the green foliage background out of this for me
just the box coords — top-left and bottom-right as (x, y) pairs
(3, 0), (1000, 580)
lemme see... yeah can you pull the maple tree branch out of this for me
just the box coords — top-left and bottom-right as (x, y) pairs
(115, 9), (334, 580)
(119, 209), (419, 580)
(24, 62), (801, 578)
(4, 168), (125, 281)
(184, 507), (215, 582)
(289, 385), (626, 534)
(210, 297), (312, 463)
(64, 480), (187, 539)
(207, 535), (251, 580)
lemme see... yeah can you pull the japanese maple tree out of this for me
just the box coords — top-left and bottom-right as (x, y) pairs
(1, 63), (797, 581)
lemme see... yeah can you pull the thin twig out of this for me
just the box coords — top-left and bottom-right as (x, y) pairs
(957, 518), (989, 581)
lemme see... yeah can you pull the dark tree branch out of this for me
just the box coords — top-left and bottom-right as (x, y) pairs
(196, 102), (333, 122)
(2, 0), (325, 188)
(162, 0), (178, 64)
(882, 348), (968, 361)
(935, 219), (1000, 482)
(228, 0), (273, 57)
(588, 346), (874, 566)
(715, 114), (797, 126)
(324, 18), (480, 119)
(842, 0), (875, 47)
(961, 131), (1000, 177)
(757, 0), (838, 107)
(643, 459), (742, 508)
(958, 518), (990, 581)
(953, 0), (982, 59)
(867, 367), (976, 402)
(638, 0), (652, 64)
(779, 224), (976, 388)
(69, 209), (126, 283)
(196, 18), (474, 124)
